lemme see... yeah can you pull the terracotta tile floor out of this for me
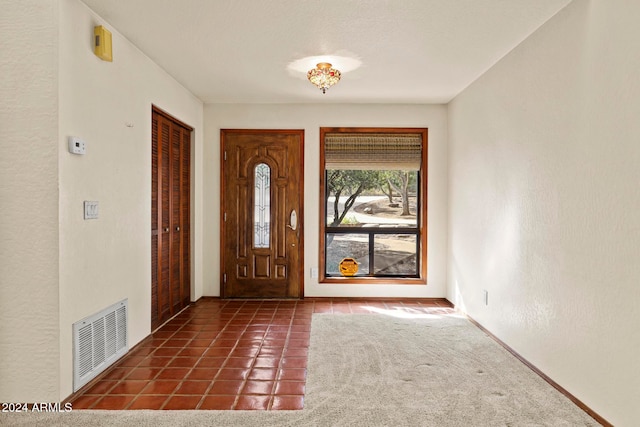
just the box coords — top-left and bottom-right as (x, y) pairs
(70, 298), (453, 410)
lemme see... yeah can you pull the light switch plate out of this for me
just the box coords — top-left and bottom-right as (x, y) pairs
(84, 201), (99, 219)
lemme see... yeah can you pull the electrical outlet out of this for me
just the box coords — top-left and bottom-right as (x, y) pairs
(310, 268), (318, 279)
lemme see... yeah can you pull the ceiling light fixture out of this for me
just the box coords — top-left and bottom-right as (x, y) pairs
(307, 62), (341, 94)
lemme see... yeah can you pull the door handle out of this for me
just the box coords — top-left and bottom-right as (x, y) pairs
(287, 209), (297, 231)
(163, 227), (170, 233)
(176, 226), (180, 232)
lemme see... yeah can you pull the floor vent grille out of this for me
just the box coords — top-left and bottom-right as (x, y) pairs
(73, 299), (128, 392)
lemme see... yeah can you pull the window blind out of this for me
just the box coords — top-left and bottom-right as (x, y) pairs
(324, 133), (423, 170)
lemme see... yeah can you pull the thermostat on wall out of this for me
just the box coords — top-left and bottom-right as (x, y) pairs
(68, 136), (86, 155)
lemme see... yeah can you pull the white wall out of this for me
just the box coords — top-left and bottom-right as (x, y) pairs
(0, 0), (60, 402)
(57, 0), (204, 400)
(204, 104), (448, 298)
(448, 1), (640, 424)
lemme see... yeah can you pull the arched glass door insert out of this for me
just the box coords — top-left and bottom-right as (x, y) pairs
(254, 163), (271, 248)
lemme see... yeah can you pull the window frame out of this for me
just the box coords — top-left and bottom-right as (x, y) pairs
(319, 127), (428, 284)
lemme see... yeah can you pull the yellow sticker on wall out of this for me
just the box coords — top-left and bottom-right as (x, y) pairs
(339, 258), (359, 276)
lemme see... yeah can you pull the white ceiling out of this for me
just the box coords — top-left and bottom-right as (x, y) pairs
(80, 0), (572, 104)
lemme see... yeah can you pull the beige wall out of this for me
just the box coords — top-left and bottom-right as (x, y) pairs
(56, 0), (204, 399)
(204, 104), (449, 298)
(0, 0), (60, 402)
(448, 1), (640, 424)
(0, 0), (204, 402)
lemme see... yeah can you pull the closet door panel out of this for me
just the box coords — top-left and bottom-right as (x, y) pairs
(170, 126), (182, 313)
(151, 114), (159, 328)
(159, 117), (172, 325)
(152, 108), (191, 331)
(181, 128), (191, 306)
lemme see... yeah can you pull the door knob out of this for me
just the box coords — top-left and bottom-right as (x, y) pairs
(176, 226), (180, 232)
(164, 227), (169, 233)
(287, 209), (298, 231)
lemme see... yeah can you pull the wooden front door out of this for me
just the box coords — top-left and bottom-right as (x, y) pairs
(151, 107), (191, 330)
(221, 129), (304, 298)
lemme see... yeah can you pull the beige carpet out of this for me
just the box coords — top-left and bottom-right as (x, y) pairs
(0, 313), (598, 426)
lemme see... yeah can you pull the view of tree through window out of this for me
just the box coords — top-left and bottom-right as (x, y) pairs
(325, 169), (420, 277)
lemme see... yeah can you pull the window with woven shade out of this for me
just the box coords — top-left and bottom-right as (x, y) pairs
(324, 133), (423, 170)
(319, 127), (428, 283)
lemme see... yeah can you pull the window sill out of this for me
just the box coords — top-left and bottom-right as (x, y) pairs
(320, 277), (427, 285)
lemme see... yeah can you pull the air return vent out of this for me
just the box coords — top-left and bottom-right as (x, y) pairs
(73, 299), (128, 391)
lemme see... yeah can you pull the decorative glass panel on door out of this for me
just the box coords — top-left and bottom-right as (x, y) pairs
(254, 163), (271, 248)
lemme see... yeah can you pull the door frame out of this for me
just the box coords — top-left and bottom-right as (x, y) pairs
(220, 129), (305, 298)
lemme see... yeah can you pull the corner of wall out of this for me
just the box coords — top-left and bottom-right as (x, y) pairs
(0, 0), (61, 402)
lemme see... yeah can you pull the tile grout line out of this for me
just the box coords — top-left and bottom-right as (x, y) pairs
(266, 301), (294, 410)
(129, 299), (228, 410)
(196, 300), (261, 410)
(196, 299), (245, 409)
(276, 300), (305, 409)
(152, 306), (204, 410)
(131, 305), (200, 410)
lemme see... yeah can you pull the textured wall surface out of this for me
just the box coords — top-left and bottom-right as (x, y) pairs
(0, 0), (61, 402)
(204, 103), (448, 298)
(447, 1), (640, 424)
(57, 0), (203, 400)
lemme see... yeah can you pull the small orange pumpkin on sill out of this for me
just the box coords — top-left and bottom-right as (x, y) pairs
(339, 258), (359, 277)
